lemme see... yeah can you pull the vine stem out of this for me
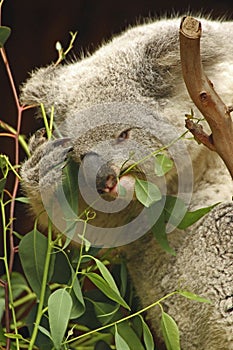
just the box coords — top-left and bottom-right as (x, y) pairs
(0, 198), (20, 350)
(0, 46), (26, 274)
(65, 291), (178, 344)
(0, 14), (24, 348)
(28, 221), (53, 350)
(0, 33), (32, 350)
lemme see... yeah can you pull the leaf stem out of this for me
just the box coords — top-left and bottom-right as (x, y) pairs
(65, 291), (178, 344)
(69, 219), (87, 291)
(121, 130), (188, 176)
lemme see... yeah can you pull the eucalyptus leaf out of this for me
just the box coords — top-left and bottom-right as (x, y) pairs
(93, 301), (119, 325)
(154, 154), (173, 176)
(15, 196), (30, 204)
(117, 182), (127, 197)
(178, 290), (212, 304)
(115, 326), (131, 350)
(0, 155), (8, 170)
(0, 26), (11, 47)
(161, 311), (180, 350)
(116, 322), (145, 350)
(0, 178), (6, 194)
(48, 289), (72, 349)
(178, 203), (218, 230)
(95, 340), (112, 350)
(139, 315), (154, 350)
(148, 200), (176, 255)
(69, 271), (85, 319)
(135, 178), (162, 207)
(0, 299), (5, 321)
(62, 157), (79, 214)
(151, 209), (176, 256)
(18, 230), (55, 300)
(0, 325), (5, 344)
(0, 272), (29, 300)
(90, 256), (121, 296)
(52, 157), (80, 245)
(86, 272), (130, 310)
(37, 325), (52, 340)
(164, 196), (187, 228)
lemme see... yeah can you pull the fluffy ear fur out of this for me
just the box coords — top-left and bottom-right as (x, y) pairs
(20, 17), (233, 349)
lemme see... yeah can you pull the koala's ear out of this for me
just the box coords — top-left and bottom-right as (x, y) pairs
(20, 64), (60, 115)
(133, 21), (181, 99)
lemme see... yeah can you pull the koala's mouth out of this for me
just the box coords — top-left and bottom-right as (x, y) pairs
(80, 152), (139, 200)
(97, 162), (138, 200)
(101, 173), (136, 198)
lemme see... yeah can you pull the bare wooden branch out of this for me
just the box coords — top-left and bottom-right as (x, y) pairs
(185, 119), (216, 151)
(179, 16), (233, 179)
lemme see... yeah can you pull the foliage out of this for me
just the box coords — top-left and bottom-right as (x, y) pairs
(0, 4), (213, 350)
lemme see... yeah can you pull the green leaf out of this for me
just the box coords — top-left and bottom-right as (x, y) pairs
(69, 272), (85, 319)
(139, 315), (154, 350)
(48, 289), (72, 349)
(15, 196), (30, 204)
(0, 26), (11, 47)
(62, 157), (79, 214)
(95, 340), (112, 350)
(178, 290), (212, 304)
(18, 230), (55, 300)
(154, 154), (173, 176)
(164, 196), (187, 228)
(90, 257), (121, 296)
(116, 322), (145, 350)
(115, 325), (131, 350)
(151, 209), (176, 256)
(117, 181), (127, 197)
(52, 157), (79, 246)
(0, 155), (8, 170)
(161, 311), (180, 350)
(178, 203), (218, 230)
(0, 325), (6, 345)
(135, 178), (161, 207)
(51, 251), (85, 319)
(4, 333), (24, 340)
(0, 272), (29, 300)
(86, 272), (130, 310)
(0, 299), (4, 321)
(0, 178), (6, 194)
(38, 325), (52, 340)
(93, 301), (119, 325)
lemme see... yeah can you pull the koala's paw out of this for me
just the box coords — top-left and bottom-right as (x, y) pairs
(28, 128), (47, 154)
(21, 137), (73, 198)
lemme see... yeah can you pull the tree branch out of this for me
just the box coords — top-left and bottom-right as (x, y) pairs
(179, 16), (233, 179)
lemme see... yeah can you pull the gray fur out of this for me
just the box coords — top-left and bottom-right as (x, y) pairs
(21, 17), (233, 349)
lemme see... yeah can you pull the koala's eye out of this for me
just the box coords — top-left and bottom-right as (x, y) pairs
(117, 129), (131, 142)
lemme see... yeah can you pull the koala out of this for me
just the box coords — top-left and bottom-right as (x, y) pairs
(20, 17), (233, 349)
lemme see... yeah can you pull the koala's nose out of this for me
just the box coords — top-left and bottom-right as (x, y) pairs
(81, 152), (118, 194)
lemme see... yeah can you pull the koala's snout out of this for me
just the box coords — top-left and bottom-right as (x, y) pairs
(80, 152), (118, 195)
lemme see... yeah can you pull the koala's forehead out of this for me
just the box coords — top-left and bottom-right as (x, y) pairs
(60, 102), (160, 139)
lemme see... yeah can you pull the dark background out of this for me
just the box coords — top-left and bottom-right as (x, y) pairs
(1, 0), (233, 246)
